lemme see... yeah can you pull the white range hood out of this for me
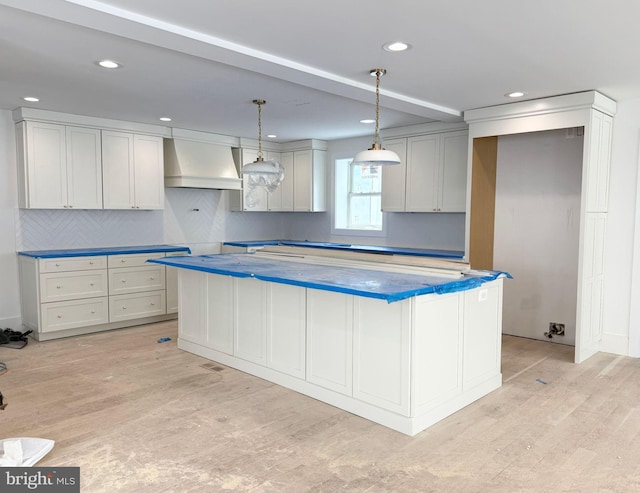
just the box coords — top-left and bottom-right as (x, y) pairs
(164, 129), (242, 190)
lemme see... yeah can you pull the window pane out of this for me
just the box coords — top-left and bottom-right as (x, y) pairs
(348, 195), (382, 230)
(351, 164), (381, 193)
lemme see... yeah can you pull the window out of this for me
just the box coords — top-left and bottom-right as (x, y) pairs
(334, 158), (384, 234)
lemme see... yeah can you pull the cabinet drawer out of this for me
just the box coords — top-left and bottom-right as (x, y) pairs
(40, 270), (108, 302)
(108, 265), (165, 295)
(39, 256), (107, 273)
(41, 297), (109, 333)
(108, 252), (164, 268)
(109, 290), (166, 322)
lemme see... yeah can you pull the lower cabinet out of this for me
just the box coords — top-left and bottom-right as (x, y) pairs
(176, 269), (504, 435)
(19, 251), (177, 340)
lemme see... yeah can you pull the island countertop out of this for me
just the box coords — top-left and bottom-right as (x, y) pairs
(149, 253), (508, 303)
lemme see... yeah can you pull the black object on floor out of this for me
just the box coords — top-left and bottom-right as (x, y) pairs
(0, 328), (32, 349)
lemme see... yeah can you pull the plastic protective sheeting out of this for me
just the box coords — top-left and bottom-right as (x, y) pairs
(18, 245), (191, 259)
(0, 438), (55, 466)
(150, 254), (510, 303)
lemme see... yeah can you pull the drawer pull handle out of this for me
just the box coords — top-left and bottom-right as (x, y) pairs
(91, 310), (95, 314)
(121, 280), (126, 283)
(55, 263), (60, 267)
(56, 285), (61, 289)
(121, 259), (126, 263)
(89, 261), (94, 265)
(57, 315), (62, 319)
(89, 283), (94, 286)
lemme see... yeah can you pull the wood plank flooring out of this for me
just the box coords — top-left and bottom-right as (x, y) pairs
(1, 322), (639, 492)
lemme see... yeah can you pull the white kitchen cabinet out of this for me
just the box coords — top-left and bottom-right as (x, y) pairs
(102, 131), (164, 209)
(293, 149), (326, 212)
(353, 296), (411, 415)
(230, 144), (326, 212)
(267, 282), (306, 379)
(234, 278), (268, 365)
(16, 121), (102, 209)
(382, 130), (468, 213)
(268, 151), (293, 211)
(19, 250), (177, 341)
(380, 138), (409, 212)
(306, 289), (353, 396)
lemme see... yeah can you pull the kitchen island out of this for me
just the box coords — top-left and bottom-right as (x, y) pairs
(150, 251), (508, 436)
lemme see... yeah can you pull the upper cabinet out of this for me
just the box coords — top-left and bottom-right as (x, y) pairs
(102, 131), (164, 210)
(230, 139), (327, 212)
(16, 121), (102, 209)
(14, 108), (168, 210)
(381, 128), (469, 213)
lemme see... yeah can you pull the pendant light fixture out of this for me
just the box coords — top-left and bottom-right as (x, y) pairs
(352, 68), (401, 166)
(242, 99), (285, 197)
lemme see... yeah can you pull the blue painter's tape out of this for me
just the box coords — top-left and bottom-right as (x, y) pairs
(18, 245), (191, 258)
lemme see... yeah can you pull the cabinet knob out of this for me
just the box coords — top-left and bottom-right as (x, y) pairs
(89, 261), (94, 265)
(56, 285), (61, 289)
(57, 314), (62, 319)
(55, 263), (60, 267)
(150, 277), (155, 280)
(89, 282), (94, 286)
(90, 310), (95, 314)
(122, 306), (127, 310)
(121, 259), (126, 263)
(121, 279), (126, 283)
(150, 302), (155, 306)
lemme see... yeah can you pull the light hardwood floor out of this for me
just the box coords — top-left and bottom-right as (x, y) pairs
(1, 321), (639, 492)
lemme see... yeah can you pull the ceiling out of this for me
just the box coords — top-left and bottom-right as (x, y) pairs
(2, 0), (640, 142)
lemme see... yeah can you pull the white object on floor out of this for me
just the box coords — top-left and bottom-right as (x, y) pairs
(0, 437), (55, 466)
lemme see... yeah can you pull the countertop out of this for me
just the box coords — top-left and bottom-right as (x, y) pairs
(17, 244), (191, 258)
(149, 253), (508, 303)
(223, 240), (464, 259)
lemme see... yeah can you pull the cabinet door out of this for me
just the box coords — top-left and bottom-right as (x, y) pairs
(439, 131), (468, 212)
(293, 149), (312, 211)
(406, 134), (439, 212)
(279, 151), (294, 211)
(102, 130), (135, 209)
(306, 290), (353, 395)
(353, 297), (411, 415)
(66, 126), (103, 209)
(267, 283), (305, 378)
(267, 151), (290, 211)
(23, 121), (67, 208)
(133, 134), (164, 209)
(234, 278), (267, 364)
(381, 138), (408, 212)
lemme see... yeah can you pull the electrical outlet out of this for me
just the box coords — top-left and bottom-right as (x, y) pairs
(549, 322), (565, 336)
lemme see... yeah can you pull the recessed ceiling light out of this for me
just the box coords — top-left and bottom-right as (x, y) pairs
(97, 59), (121, 69)
(383, 41), (410, 52)
(506, 91), (526, 98)
(23, 96), (39, 102)
(159, 117), (172, 122)
(267, 134), (277, 138)
(360, 119), (376, 124)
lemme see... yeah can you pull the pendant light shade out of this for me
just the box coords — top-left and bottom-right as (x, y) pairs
(352, 68), (401, 166)
(242, 99), (285, 200)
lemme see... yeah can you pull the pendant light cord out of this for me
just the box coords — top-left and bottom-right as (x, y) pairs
(253, 99), (266, 160)
(374, 70), (381, 146)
